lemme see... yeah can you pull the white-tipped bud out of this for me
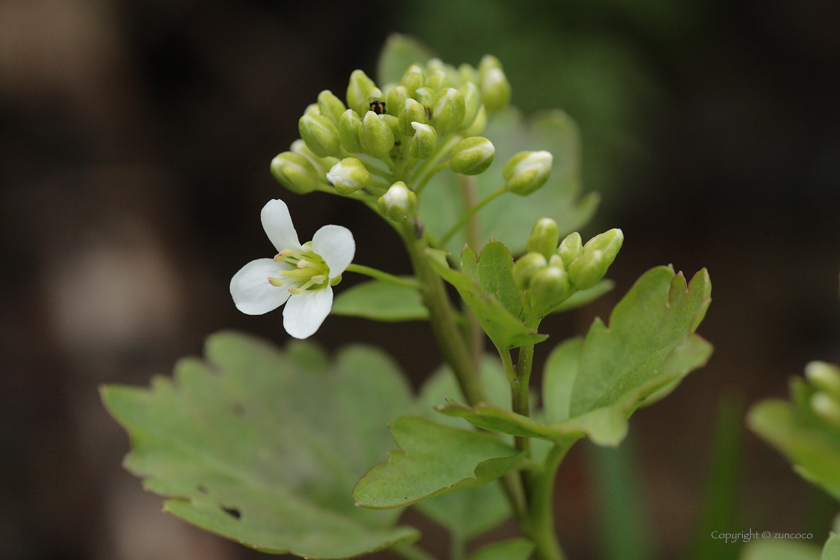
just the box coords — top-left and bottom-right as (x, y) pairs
(449, 136), (495, 175)
(410, 122), (438, 160)
(377, 181), (417, 222)
(326, 157), (370, 195)
(503, 151), (553, 196)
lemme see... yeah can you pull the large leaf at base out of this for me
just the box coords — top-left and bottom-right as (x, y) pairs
(740, 540), (821, 560)
(353, 416), (525, 509)
(438, 266), (713, 446)
(332, 279), (428, 321)
(420, 108), (599, 255)
(426, 247), (546, 350)
(101, 331), (418, 559)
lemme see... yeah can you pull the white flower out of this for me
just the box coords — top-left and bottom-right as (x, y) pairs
(230, 199), (355, 339)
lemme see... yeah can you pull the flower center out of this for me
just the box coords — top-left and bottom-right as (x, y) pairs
(268, 242), (331, 295)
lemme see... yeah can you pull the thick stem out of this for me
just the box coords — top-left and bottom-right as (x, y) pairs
(526, 443), (571, 560)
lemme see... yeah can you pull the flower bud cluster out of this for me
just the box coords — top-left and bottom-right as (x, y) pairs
(271, 56), (514, 197)
(805, 361), (840, 428)
(513, 219), (624, 317)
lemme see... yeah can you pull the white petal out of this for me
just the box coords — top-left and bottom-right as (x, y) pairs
(311, 225), (355, 279)
(230, 258), (292, 315)
(282, 287), (333, 339)
(261, 199), (301, 252)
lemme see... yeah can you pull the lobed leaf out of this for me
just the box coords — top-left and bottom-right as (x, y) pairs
(426, 247), (546, 350)
(439, 266), (713, 447)
(353, 417), (525, 509)
(101, 331), (418, 559)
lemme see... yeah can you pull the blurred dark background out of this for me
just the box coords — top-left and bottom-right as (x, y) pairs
(2, 0), (840, 559)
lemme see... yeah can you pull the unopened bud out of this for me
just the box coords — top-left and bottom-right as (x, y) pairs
(413, 87), (436, 111)
(460, 82), (482, 130)
(338, 109), (364, 153)
(512, 252), (548, 290)
(811, 392), (840, 427)
(583, 228), (624, 267)
(270, 152), (323, 194)
(298, 113), (341, 158)
(503, 151), (553, 196)
(410, 122), (437, 159)
(557, 232), (583, 268)
(317, 90), (347, 125)
(568, 250), (608, 290)
(426, 69), (448, 91)
(399, 98), (427, 137)
(458, 63), (478, 86)
(527, 218), (560, 259)
(463, 104), (487, 136)
(450, 136), (495, 175)
(480, 67), (511, 112)
(399, 64), (425, 97)
(806, 361), (840, 399)
(387, 86), (408, 119)
(326, 157), (370, 195)
(361, 111), (395, 158)
(346, 70), (377, 116)
(290, 139), (337, 177)
(433, 88), (466, 136)
(377, 181), (417, 222)
(529, 265), (572, 315)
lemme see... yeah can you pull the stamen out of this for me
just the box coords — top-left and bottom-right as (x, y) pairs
(274, 249), (295, 262)
(288, 286), (303, 295)
(268, 276), (285, 287)
(310, 275), (326, 285)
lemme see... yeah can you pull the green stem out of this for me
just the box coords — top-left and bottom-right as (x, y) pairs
(344, 264), (419, 289)
(526, 443), (571, 560)
(438, 187), (507, 247)
(391, 543), (439, 560)
(413, 161), (451, 196)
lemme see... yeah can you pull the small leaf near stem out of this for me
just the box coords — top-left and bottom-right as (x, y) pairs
(345, 263), (419, 289)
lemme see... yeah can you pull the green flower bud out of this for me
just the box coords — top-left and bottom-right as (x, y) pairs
(387, 86), (408, 118)
(338, 109), (363, 153)
(527, 218), (560, 259)
(377, 181), (417, 222)
(410, 122), (437, 159)
(426, 69), (448, 91)
(805, 361), (840, 399)
(557, 232), (583, 268)
(317, 90), (346, 125)
(433, 88), (466, 136)
(361, 110), (395, 158)
(583, 228), (624, 266)
(503, 151), (553, 195)
(347, 69), (377, 116)
(478, 56), (511, 112)
(459, 82), (482, 129)
(290, 139), (338, 176)
(364, 87), (384, 108)
(458, 63), (478, 86)
(413, 87), (436, 110)
(303, 103), (320, 116)
(529, 265), (572, 315)
(512, 252), (548, 290)
(380, 114), (400, 140)
(298, 113), (341, 158)
(811, 392), (840, 427)
(463, 104), (487, 136)
(399, 98), (427, 137)
(449, 136), (495, 175)
(567, 250), (609, 290)
(426, 58), (446, 73)
(326, 157), (370, 195)
(399, 64), (425, 97)
(270, 151), (322, 194)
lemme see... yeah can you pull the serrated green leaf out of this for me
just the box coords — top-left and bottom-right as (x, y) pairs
(101, 331), (418, 559)
(438, 266), (713, 446)
(740, 540), (821, 560)
(412, 357), (513, 540)
(420, 109), (598, 255)
(475, 240), (522, 318)
(353, 416), (525, 509)
(376, 33), (435, 86)
(425, 248), (546, 350)
(332, 279), (428, 321)
(467, 538), (535, 560)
